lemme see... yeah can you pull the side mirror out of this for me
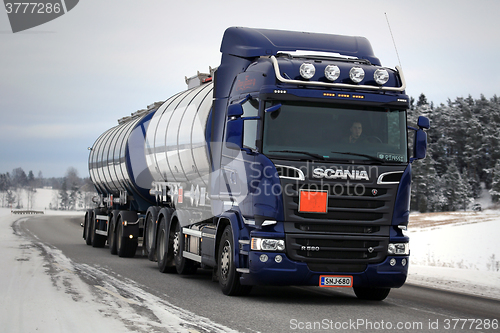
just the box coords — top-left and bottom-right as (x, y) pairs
(265, 103), (282, 113)
(226, 118), (243, 150)
(417, 116), (430, 129)
(413, 129), (427, 160)
(408, 116), (430, 162)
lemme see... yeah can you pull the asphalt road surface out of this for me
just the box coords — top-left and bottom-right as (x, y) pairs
(16, 214), (500, 332)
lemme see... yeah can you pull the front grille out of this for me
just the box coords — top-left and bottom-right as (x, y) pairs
(286, 234), (388, 264)
(281, 176), (397, 227)
(276, 161), (404, 267)
(295, 223), (382, 234)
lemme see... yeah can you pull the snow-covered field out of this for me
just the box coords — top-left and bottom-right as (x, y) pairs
(407, 210), (500, 299)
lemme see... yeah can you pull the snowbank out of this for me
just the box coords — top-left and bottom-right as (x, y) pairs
(407, 209), (500, 299)
(0, 214), (129, 333)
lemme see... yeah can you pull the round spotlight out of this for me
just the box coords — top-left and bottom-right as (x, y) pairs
(349, 66), (365, 83)
(390, 258), (396, 266)
(275, 255), (283, 263)
(259, 254), (268, 263)
(401, 258), (407, 267)
(374, 68), (390, 85)
(324, 65), (340, 81)
(300, 63), (316, 80)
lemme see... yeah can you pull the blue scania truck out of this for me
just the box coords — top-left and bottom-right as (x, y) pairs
(83, 27), (430, 300)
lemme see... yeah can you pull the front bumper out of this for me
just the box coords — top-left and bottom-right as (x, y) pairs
(240, 252), (408, 288)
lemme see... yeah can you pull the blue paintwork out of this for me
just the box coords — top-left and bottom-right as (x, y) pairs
(241, 252), (408, 288)
(220, 27), (381, 66)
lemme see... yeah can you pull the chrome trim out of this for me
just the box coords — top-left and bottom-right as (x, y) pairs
(270, 56), (406, 92)
(275, 164), (305, 181)
(242, 218), (255, 226)
(95, 230), (107, 236)
(239, 240), (251, 245)
(201, 232), (216, 239)
(236, 268), (250, 274)
(377, 171), (404, 185)
(182, 228), (202, 237)
(95, 215), (109, 221)
(182, 252), (202, 262)
(262, 220), (277, 226)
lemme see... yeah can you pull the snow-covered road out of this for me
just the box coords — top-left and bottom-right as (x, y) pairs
(0, 210), (238, 333)
(1, 207), (499, 332)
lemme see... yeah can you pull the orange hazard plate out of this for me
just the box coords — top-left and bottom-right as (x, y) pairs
(298, 190), (328, 213)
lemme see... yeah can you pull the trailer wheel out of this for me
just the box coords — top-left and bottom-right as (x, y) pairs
(145, 206), (159, 261)
(173, 221), (197, 275)
(84, 211), (92, 245)
(353, 287), (390, 301)
(157, 216), (176, 273)
(217, 225), (252, 296)
(108, 212), (119, 255)
(116, 214), (138, 258)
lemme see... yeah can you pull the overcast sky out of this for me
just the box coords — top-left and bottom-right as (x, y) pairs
(1, 0), (499, 178)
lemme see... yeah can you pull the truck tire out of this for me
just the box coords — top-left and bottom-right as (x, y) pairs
(157, 215), (176, 273)
(173, 221), (197, 275)
(84, 210), (92, 245)
(108, 211), (120, 255)
(145, 206), (159, 261)
(116, 212), (138, 258)
(217, 225), (252, 296)
(353, 287), (390, 301)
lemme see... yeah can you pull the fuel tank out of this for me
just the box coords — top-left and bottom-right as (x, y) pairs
(88, 82), (213, 209)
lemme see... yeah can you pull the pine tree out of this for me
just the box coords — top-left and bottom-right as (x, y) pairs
(490, 160), (500, 203)
(59, 179), (69, 210)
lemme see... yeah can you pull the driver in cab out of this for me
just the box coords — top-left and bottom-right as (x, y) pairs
(343, 121), (363, 144)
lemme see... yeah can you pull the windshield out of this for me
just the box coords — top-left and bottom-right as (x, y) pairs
(262, 101), (408, 163)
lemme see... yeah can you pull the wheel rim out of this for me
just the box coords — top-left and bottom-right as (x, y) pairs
(220, 240), (231, 281)
(172, 229), (179, 257)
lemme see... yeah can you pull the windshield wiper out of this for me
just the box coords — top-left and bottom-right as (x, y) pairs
(269, 150), (326, 161)
(330, 151), (385, 163)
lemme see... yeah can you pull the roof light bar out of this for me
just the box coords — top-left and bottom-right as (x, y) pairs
(270, 56), (406, 91)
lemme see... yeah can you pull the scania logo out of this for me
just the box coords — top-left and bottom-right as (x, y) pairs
(301, 246), (320, 251)
(312, 168), (369, 181)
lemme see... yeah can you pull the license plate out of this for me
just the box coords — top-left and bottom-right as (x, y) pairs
(319, 275), (353, 287)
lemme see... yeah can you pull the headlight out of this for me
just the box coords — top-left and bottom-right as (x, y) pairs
(349, 66), (365, 83)
(251, 238), (285, 251)
(324, 65), (340, 81)
(299, 63), (316, 80)
(374, 68), (390, 85)
(387, 243), (409, 255)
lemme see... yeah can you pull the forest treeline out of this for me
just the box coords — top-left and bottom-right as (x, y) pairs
(0, 167), (94, 210)
(409, 94), (500, 212)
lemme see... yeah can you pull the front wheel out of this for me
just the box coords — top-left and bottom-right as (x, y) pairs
(217, 225), (252, 296)
(353, 287), (390, 301)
